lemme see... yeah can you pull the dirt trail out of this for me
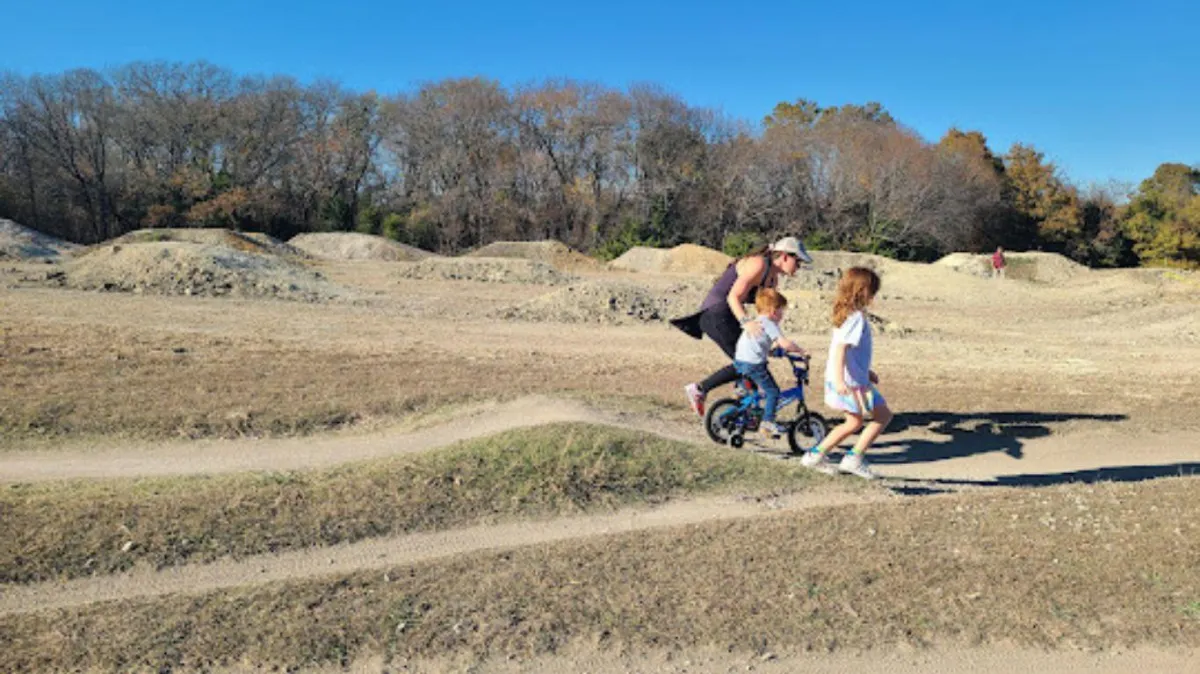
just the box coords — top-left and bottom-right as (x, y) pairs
(3, 396), (1197, 485)
(0, 489), (884, 615)
(397, 646), (1200, 674)
(0, 396), (690, 482)
(343, 645), (1200, 674)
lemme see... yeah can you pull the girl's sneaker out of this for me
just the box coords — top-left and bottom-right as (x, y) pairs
(838, 453), (877, 480)
(800, 450), (838, 475)
(760, 421), (784, 438)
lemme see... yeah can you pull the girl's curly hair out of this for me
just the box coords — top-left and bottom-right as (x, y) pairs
(832, 266), (881, 326)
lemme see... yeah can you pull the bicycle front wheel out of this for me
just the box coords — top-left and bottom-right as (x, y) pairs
(786, 411), (829, 454)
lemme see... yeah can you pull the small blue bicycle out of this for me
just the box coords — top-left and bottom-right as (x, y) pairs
(703, 353), (829, 454)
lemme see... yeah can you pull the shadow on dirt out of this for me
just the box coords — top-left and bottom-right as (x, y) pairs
(831, 409), (1145, 495)
(886, 462), (1200, 495)
(868, 410), (1128, 465)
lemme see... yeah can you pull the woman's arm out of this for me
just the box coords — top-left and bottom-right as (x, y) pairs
(726, 256), (766, 323)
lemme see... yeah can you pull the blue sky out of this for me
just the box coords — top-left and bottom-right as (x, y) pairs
(3, 0), (1196, 188)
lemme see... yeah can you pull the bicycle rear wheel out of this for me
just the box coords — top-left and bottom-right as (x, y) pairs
(703, 397), (743, 445)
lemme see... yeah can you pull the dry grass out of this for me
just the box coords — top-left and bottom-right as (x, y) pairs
(0, 423), (832, 583)
(3, 478), (1198, 672)
(0, 320), (643, 441)
(1, 325), (440, 439)
(0, 304), (1176, 443)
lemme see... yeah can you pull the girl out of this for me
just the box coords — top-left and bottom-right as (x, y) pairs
(672, 236), (811, 417)
(801, 266), (893, 479)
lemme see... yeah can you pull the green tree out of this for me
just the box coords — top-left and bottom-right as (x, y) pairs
(763, 98), (822, 129)
(721, 230), (761, 258)
(593, 216), (661, 261)
(1121, 163), (1200, 267)
(763, 99), (894, 130)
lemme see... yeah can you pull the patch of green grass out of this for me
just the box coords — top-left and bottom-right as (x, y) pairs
(0, 423), (829, 583)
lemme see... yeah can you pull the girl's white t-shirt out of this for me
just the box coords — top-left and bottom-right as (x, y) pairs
(825, 310), (872, 388)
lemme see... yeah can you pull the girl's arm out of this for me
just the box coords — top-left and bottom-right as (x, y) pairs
(831, 343), (850, 394)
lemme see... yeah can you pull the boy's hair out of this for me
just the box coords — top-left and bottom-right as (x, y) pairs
(755, 287), (788, 315)
(832, 267), (881, 326)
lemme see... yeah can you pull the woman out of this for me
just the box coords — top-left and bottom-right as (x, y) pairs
(672, 236), (811, 417)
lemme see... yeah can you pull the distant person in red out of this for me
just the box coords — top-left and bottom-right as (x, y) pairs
(991, 246), (1007, 279)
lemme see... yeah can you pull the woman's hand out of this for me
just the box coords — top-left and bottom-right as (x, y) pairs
(835, 379), (850, 396)
(742, 320), (764, 337)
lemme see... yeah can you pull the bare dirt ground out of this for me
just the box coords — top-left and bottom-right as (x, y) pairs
(2, 232), (1199, 672)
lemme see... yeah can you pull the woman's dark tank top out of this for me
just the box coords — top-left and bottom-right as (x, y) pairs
(699, 255), (773, 312)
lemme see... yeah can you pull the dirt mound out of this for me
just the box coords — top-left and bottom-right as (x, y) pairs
(467, 240), (602, 270)
(808, 250), (892, 274)
(935, 251), (1086, 284)
(288, 232), (432, 261)
(777, 291), (909, 337)
(398, 257), (576, 285)
(607, 246), (670, 273)
(776, 290), (835, 335)
(609, 244), (732, 275)
(0, 219), (79, 259)
(778, 268), (842, 293)
(108, 228), (305, 259)
(661, 244), (733, 275)
(496, 279), (706, 324)
(934, 252), (990, 278)
(62, 241), (343, 301)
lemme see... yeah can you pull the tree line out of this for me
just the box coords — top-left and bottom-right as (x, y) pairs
(0, 61), (1196, 267)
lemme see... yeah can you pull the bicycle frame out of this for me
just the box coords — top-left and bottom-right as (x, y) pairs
(727, 354), (813, 429)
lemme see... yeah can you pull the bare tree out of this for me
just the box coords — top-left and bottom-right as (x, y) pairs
(511, 79), (634, 247)
(384, 78), (514, 251)
(1, 70), (121, 241)
(110, 61), (233, 227)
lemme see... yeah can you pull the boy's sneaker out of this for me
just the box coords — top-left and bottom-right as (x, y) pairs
(683, 383), (705, 418)
(760, 421), (784, 438)
(800, 450), (838, 475)
(838, 453), (878, 480)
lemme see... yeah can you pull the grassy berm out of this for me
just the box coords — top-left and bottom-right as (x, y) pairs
(0, 423), (833, 583)
(2, 425), (1199, 673)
